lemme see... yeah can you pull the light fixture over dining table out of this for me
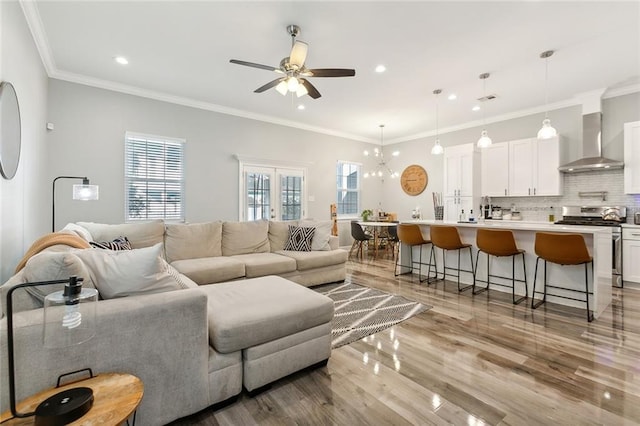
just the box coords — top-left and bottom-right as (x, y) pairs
(363, 124), (399, 180)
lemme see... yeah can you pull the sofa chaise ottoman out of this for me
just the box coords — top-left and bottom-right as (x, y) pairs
(201, 275), (334, 392)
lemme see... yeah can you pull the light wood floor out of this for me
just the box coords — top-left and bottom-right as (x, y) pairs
(170, 253), (640, 425)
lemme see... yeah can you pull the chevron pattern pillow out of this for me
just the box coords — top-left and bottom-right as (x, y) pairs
(284, 226), (315, 251)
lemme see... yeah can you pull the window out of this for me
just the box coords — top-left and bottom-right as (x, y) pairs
(336, 161), (360, 217)
(125, 132), (185, 221)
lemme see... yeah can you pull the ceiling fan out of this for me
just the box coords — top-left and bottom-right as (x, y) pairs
(230, 25), (356, 99)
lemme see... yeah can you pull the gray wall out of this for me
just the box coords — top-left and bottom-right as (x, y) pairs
(45, 80), (640, 244)
(0, 1), (50, 283)
(47, 79), (382, 229)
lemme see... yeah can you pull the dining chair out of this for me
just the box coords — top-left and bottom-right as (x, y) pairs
(349, 221), (373, 259)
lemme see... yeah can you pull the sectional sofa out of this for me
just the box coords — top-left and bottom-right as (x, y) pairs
(0, 219), (347, 425)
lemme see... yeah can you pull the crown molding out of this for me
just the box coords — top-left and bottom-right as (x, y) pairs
(51, 70), (373, 143)
(20, 0), (56, 75)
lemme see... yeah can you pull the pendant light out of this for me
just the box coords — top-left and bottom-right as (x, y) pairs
(431, 89), (444, 155)
(477, 73), (492, 148)
(363, 124), (399, 179)
(537, 50), (557, 139)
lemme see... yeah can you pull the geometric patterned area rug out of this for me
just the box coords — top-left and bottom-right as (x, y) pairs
(313, 282), (432, 349)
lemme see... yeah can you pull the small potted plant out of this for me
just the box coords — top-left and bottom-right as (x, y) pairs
(361, 209), (373, 221)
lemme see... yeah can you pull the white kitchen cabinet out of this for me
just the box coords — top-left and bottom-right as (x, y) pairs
(481, 142), (509, 197)
(508, 136), (562, 196)
(443, 143), (480, 221)
(624, 121), (640, 194)
(623, 227), (640, 284)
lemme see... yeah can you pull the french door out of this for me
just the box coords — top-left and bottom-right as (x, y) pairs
(241, 165), (305, 221)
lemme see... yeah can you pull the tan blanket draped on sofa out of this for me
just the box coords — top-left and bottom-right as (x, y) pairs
(14, 232), (91, 273)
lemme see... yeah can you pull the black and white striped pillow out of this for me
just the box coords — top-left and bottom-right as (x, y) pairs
(90, 236), (132, 251)
(284, 226), (316, 251)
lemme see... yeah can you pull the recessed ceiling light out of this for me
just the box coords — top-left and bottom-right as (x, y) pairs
(472, 105), (481, 112)
(114, 56), (129, 65)
(375, 65), (386, 73)
(297, 104), (305, 110)
(448, 94), (457, 100)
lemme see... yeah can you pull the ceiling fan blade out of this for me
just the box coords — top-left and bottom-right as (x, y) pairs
(254, 78), (286, 93)
(305, 68), (356, 77)
(300, 79), (321, 99)
(289, 41), (308, 68)
(230, 59), (280, 72)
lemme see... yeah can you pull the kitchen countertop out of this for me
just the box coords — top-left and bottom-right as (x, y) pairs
(622, 223), (640, 229)
(404, 219), (613, 235)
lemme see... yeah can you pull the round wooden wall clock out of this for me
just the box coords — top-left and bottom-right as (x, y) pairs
(400, 164), (428, 196)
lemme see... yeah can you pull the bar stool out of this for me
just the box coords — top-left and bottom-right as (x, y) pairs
(394, 224), (436, 282)
(429, 225), (474, 292)
(531, 232), (594, 322)
(474, 228), (527, 304)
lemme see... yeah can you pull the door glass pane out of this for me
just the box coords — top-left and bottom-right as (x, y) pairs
(280, 174), (302, 220)
(246, 172), (271, 221)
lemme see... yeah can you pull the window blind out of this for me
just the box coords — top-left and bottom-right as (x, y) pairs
(124, 134), (185, 221)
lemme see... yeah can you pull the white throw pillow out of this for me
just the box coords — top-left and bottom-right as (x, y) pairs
(75, 243), (180, 299)
(299, 220), (332, 251)
(61, 223), (93, 242)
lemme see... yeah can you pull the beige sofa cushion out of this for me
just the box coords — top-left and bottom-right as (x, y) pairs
(275, 249), (348, 271)
(165, 222), (222, 262)
(268, 221), (297, 252)
(230, 253), (297, 278)
(222, 221), (270, 256)
(77, 220), (165, 249)
(200, 275), (334, 353)
(170, 257), (245, 285)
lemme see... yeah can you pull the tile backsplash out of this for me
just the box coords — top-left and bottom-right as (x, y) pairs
(487, 169), (640, 223)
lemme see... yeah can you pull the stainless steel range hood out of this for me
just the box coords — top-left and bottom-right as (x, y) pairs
(558, 111), (624, 173)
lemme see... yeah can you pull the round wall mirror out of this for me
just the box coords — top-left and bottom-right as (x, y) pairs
(0, 81), (22, 180)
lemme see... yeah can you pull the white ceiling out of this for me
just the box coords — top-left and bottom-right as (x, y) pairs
(24, 1), (640, 144)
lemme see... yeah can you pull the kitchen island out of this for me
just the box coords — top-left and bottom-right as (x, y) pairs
(399, 220), (612, 319)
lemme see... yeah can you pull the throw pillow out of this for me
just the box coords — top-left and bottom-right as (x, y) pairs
(61, 223), (94, 242)
(299, 220), (332, 251)
(75, 243), (181, 299)
(90, 236), (132, 251)
(284, 226), (315, 252)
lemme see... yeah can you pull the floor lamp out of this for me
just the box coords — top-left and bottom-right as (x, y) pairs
(52, 176), (99, 232)
(5, 276), (98, 425)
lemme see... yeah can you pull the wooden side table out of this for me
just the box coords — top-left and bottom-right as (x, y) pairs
(0, 373), (143, 425)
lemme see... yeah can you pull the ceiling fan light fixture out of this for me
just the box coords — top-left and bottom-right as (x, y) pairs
(296, 82), (308, 97)
(275, 80), (288, 96)
(287, 77), (299, 92)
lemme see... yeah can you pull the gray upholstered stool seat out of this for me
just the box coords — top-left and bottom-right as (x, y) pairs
(198, 275), (334, 391)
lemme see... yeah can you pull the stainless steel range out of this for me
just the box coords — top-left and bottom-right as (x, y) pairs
(555, 206), (626, 285)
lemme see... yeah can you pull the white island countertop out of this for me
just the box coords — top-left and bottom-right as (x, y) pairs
(405, 219), (613, 235)
(398, 219), (612, 320)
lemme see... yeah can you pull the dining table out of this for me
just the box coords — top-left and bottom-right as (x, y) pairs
(357, 221), (398, 259)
